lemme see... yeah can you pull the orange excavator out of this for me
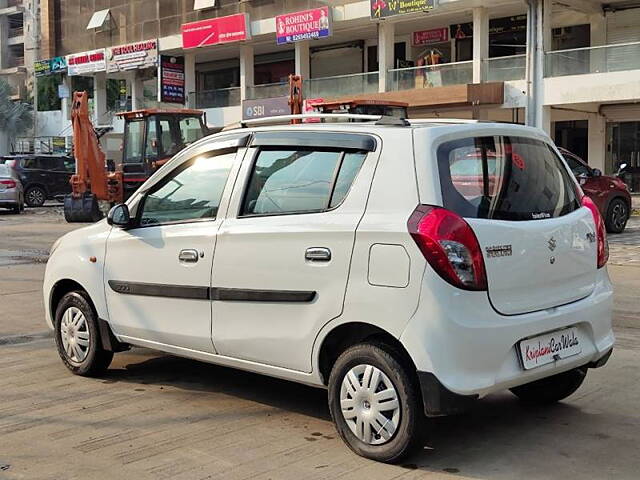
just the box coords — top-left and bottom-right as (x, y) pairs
(64, 91), (209, 222)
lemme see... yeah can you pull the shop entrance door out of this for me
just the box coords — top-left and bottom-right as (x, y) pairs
(607, 121), (640, 192)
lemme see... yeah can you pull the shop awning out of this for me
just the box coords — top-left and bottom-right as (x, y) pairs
(87, 9), (110, 30)
(194, 0), (216, 10)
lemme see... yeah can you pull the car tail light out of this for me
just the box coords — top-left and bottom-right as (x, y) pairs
(0, 179), (16, 189)
(408, 205), (487, 291)
(581, 196), (609, 269)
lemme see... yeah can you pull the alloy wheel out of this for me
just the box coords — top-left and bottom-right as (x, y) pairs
(611, 202), (628, 231)
(26, 188), (44, 206)
(340, 364), (401, 445)
(60, 306), (91, 364)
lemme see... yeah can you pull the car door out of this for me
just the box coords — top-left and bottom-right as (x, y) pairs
(211, 131), (379, 373)
(104, 136), (247, 352)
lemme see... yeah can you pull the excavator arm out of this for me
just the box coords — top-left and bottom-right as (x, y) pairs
(64, 91), (123, 222)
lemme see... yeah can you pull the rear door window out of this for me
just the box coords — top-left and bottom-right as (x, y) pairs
(241, 149), (367, 216)
(438, 136), (580, 221)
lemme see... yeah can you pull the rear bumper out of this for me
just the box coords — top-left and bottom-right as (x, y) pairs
(401, 267), (614, 398)
(417, 347), (613, 416)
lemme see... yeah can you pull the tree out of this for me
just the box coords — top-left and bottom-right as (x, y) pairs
(0, 79), (33, 155)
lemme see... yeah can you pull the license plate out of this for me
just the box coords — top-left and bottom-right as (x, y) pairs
(519, 327), (582, 370)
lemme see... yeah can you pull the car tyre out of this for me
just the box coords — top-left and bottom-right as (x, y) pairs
(605, 198), (629, 234)
(11, 203), (20, 214)
(25, 186), (46, 207)
(54, 291), (113, 377)
(328, 342), (422, 463)
(510, 367), (587, 404)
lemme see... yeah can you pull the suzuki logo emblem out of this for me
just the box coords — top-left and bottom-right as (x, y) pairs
(548, 237), (557, 252)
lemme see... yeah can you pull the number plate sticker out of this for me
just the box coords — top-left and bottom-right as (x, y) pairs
(519, 327), (582, 370)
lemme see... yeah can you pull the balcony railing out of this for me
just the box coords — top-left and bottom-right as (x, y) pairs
(306, 71), (379, 99)
(195, 87), (241, 108)
(246, 82), (289, 100)
(546, 42), (640, 77)
(487, 54), (526, 82)
(389, 61), (473, 91)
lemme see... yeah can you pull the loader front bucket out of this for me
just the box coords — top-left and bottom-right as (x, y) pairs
(63, 193), (103, 223)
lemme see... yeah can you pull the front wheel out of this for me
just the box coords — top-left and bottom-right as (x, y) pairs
(328, 343), (422, 463)
(510, 367), (587, 404)
(54, 291), (113, 376)
(605, 198), (629, 234)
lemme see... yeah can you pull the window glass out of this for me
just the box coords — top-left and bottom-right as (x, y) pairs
(139, 151), (235, 226)
(63, 157), (76, 173)
(159, 119), (177, 157)
(123, 120), (144, 164)
(0, 164), (10, 176)
(330, 152), (367, 208)
(438, 136), (580, 221)
(243, 149), (341, 215)
(145, 120), (160, 158)
(179, 116), (205, 145)
(563, 154), (590, 177)
(22, 157), (41, 169)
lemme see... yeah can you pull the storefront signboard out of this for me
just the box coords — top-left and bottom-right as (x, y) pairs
(107, 39), (158, 73)
(182, 13), (250, 49)
(242, 96), (290, 120)
(66, 49), (107, 76)
(412, 27), (449, 46)
(450, 15), (527, 39)
(35, 56), (67, 76)
(158, 55), (186, 105)
(276, 7), (331, 45)
(370, 0), (435, 19)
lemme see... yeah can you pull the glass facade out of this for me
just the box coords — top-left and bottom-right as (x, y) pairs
(607, 122), (640, 192)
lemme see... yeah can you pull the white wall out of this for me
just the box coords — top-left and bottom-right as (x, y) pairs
(36, 110), (71, 138)
(545, 70), (640, 106)
(204, 105), (242, 128)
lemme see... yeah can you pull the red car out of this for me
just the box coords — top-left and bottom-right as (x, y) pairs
(559, 148), (631, 233)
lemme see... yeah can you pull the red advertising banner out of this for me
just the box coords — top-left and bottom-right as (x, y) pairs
(182, 14), (250, 49)
(412, 28), (449, 46)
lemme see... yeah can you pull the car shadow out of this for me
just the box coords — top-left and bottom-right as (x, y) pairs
(103, 349), (622, 477)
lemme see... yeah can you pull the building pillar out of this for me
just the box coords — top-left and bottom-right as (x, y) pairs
(131, 72), (144, 111)
(588, 113), (607, 171)
(472, 7), (489, 83)
(60, 75), (71, 121)
(378, 21), (395, 93)
(295, 40), (310, 79)
(93, 72), (108, 125)
(541, 105), (552, 135)
(240, 44), (254, 102)
(185, 53), (196, 108)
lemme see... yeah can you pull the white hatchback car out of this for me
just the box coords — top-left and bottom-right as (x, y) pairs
(44, 117), (614, 463)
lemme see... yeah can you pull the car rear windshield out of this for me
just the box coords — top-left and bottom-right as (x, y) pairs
(0, 164), (9, 176)
(438, 135), (580, 221)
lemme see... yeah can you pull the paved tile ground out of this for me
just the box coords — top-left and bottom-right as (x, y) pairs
(608, 215), (640, 266)
(1, 205), (640, 479)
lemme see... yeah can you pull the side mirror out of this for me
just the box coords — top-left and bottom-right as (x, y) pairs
(107, 204), (131, 228)
(592, 168), (602, 177)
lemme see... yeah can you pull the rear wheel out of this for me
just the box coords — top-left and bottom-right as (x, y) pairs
(328, 343), (421, 463)
(54, 291), (113, 376)
(25, 186), (46, 207)
(510, 367), (587, 404)
(605, 198), (629, 234)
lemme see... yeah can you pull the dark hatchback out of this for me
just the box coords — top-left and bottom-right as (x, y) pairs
(1, 155), (75, 207)
(559, 147), (631, 233)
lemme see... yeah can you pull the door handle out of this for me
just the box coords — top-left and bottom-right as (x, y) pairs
(305, 247), (331, 262)
(179, 249), (199, 263)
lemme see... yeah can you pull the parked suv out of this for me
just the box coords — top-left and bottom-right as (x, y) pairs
(44, 119), (614, 463)
(559, 147), (631, 233)
(2, 155), (75, 207)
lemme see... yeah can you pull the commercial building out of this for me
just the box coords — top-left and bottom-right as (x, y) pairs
(26, 0), (640, 191)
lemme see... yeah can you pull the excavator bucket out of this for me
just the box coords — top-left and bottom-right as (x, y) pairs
(63, 192), (103, 223)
